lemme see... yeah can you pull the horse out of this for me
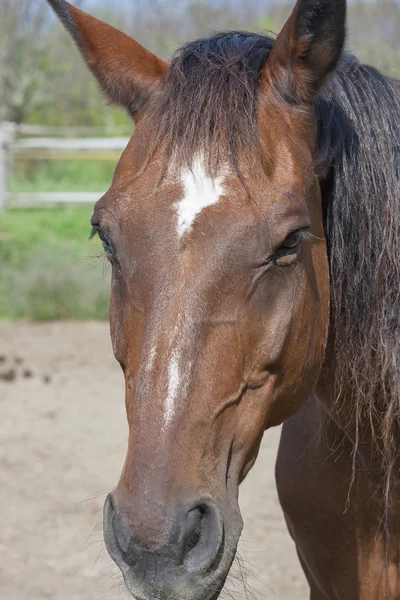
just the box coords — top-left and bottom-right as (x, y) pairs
(47, 0), (400, 598)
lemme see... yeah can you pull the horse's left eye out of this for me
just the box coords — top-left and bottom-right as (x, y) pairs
(280, 230), (304, 251)
(273, 229), (308, 266)
(90, 226), (113, 255)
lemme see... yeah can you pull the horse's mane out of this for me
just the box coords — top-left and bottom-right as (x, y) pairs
(153, 32), (400, 504)
(317, 60), (400, 518)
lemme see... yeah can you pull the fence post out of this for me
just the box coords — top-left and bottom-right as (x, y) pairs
(0, 122), (16, 213)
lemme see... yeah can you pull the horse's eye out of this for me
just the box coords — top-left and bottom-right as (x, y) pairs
(281, 230), (304, 250)
(90, 226), (113, 255)
(273, 229), (308, 266)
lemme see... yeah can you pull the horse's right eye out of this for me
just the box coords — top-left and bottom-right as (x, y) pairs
(90, 226), (113, 256)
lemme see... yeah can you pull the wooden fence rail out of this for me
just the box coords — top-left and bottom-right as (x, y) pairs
(0, 122), (129, 211)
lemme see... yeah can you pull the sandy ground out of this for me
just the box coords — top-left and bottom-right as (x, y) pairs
(0, 321), (308, 600)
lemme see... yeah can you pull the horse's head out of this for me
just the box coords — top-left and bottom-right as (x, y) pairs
(48, 0), (345, 598)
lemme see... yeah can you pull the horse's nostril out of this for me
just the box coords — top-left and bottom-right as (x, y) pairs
(183, 506), (204, 555)
(105, 494), (224, 576)
(113, 516), (132, 556)
(181, 501), (223, 573)
(105, 495), (140, 568)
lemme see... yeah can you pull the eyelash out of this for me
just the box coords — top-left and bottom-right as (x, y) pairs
(90, 226), (113, 254)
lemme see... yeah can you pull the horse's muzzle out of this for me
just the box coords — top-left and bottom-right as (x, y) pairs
(103, 492), (230, 600)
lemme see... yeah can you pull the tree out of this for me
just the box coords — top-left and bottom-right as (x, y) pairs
(0, 0), (87, 123)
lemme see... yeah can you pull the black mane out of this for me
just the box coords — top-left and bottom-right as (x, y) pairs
(317, 58), (400, 518)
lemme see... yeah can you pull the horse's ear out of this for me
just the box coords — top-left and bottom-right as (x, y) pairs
(263, 0), (346, 103)
(47, 0), (169, 118)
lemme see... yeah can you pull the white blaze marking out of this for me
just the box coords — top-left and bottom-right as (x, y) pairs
(163, 318), (193, 430)
(164, 349), (181, 428)
(163, 156), (226, 426)
(176, 155), (226, 237)
(146, 345), (157, 374)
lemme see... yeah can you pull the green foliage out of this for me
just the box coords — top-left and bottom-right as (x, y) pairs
(0, 207), (110, 320)
(2, 160), (116, 322)
(10, 160), (116, 193)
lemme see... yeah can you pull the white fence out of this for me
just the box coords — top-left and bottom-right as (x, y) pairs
(0, 122), (131, 211)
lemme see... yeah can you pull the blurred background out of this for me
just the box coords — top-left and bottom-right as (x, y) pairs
(0, 1), (399, 599)
(1, 0), (400, 320)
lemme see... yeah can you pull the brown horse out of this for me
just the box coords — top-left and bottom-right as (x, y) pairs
(47, 0), (400, 598)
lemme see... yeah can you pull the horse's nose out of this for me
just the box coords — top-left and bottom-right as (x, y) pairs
(104, 493), (223, 575)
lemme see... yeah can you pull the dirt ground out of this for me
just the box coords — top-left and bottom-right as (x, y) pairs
(0, 321), (308, 600)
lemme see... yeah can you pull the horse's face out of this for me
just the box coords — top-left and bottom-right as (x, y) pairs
(95, 101), (329, 597)
(48, 0), (345, 598)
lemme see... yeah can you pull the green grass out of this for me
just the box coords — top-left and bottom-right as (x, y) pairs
(2, 159), (115, 320)
(0, 206), (111, 320)
(10, 159), (117, 193)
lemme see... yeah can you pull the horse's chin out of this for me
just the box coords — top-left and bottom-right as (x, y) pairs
(118, 546), (237, 600)
(121, 550), (236, 600)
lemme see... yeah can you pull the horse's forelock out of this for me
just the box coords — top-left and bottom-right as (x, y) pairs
(148, 32), (275, 178)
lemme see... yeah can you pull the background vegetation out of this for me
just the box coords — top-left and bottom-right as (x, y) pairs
(0, 206), (110, 320)
(1, 0), (400, 320)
